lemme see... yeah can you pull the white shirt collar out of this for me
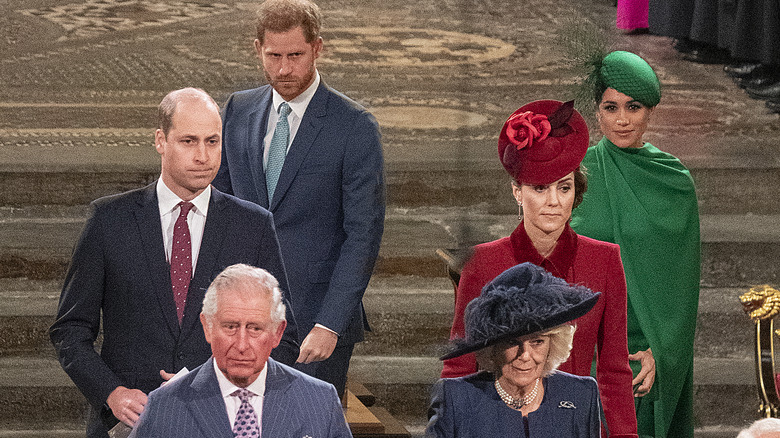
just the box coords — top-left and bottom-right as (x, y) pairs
(271, 70), (320, 118)
(213, 357), (268, 399)
(156, 178), (211, 217)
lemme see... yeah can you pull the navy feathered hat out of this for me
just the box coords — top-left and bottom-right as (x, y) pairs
(440, 262), (600, 360)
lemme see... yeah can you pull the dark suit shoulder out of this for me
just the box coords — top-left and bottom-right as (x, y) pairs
(321, 84), (369, 113)
(225, 85), (272, 110)
(89, 184), (153, 214)
(212, 187), (273, 219)
(267, 358), (337, 392)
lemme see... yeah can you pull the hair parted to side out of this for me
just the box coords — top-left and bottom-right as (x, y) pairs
(475, 324), (576, 377)
(157, 87), (219, 137)
(256, 0), (322, 45)
(201, 264), (286, 326)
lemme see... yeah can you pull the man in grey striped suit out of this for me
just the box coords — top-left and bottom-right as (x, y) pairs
(129, 264), (352, 437)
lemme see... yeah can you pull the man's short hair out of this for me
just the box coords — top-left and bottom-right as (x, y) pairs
(201, 264), (286, 325)
(256, 0), (321, 45)
(157, 87), (219, 137)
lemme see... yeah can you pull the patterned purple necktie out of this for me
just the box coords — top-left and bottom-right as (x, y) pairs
(232, 389), (260, 437)
(171, 201), (194, 324)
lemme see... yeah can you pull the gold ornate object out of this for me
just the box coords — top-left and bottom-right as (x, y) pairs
(740, 285), (780, 418)
(740, 285), (780, 323)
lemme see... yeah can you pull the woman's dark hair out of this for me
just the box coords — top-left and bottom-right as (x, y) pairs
(512, 166), (588, 210)
(573, 166), (588, 209)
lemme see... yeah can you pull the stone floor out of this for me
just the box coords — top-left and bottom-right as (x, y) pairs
(1, 0), (779, 436)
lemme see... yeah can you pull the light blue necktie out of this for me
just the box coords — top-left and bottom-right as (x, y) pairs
(265, 102), (291, 201)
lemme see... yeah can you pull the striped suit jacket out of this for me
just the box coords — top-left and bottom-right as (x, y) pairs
(129, 358), (352, 438)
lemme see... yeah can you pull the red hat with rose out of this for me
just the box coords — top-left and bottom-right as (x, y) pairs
(498, 100), (589, 185)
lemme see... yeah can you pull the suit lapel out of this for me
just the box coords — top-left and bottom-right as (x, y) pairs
(261, 359), (295, 438)
(180, 188), (228, 337)
(269, 83), (328, 211)
(248, 89), (273, 208)
(134, 183), (180, 337)
(188, 359), (233, 436)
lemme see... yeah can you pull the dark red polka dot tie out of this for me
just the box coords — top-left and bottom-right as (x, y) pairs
(171, 201), (194, 324)
(232, 389), (260, 437)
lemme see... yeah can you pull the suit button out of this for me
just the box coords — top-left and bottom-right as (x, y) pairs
(177, 352), (186, 360)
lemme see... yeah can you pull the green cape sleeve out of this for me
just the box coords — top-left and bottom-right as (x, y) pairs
(571, 137), (701, 438)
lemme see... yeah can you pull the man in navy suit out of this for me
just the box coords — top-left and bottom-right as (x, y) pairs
(131, 264), (352, 438)
(50, 88), (299, 438)
(129, 264), (352, 438)
(213, 0), (385, 396)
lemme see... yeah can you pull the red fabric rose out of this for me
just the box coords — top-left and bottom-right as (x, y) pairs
(504, 111), (552, 150)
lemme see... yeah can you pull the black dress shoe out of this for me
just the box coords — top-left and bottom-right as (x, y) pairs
(673, 38), (700, 54)
(745, 81), (780, 99)
(765, 98), (780, 113)
(736, 73), (780, 89)
(724, 62), (762, 78)
(683, 46), (732, 64)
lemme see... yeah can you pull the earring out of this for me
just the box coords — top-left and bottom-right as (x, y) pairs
(517, 200), (523, 221)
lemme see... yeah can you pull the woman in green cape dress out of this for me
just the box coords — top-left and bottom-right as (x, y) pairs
(570, 51), (700, 438)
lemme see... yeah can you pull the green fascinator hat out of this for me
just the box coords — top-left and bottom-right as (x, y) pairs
(598, 51), (661, 107)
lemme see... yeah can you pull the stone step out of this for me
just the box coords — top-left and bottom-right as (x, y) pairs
(0, 355), (761, 432)
(0, 267), (760, 364)
(0, 206), (776, 284)
(0, 165), (777, 216)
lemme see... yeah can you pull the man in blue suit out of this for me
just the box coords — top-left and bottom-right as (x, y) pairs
(213, 0), (385, 396)
(50, 88), (299, 438)
(129, 264), (352, 438)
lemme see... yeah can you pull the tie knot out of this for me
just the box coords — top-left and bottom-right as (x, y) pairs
(278, 102), (291, 118)
(232, 388), (253, 402)
(177, 201), (194, 217)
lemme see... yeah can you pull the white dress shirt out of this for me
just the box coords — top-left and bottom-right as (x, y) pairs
(156, 179), (210, 271)
(214, 357), (267, 433)
(262, 70), (321, 169)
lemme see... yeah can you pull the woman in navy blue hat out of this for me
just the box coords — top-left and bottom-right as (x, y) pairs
(442, 100), (637, 437)
(428, 263), (602, 437)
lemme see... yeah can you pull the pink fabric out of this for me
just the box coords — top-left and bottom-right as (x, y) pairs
(617, 0), (649, 30)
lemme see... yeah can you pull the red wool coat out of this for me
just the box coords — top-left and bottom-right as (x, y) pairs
(442, 223), (638, 437)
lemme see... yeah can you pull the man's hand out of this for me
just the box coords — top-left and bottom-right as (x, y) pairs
(159, 369), (175, 385)
(106, 386), (147, 426)
(296, 326), (338, 364)
(629, 347), (655, 397)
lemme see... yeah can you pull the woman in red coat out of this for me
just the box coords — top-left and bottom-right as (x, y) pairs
(441, 100), (637, 437)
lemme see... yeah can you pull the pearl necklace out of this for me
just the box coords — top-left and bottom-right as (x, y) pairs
(495, 378), (540, 410)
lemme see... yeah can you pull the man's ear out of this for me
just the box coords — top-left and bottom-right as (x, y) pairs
(200, 313), (212, 344)
(272, 320), (287, 348)
(155, 129), (166, 155)
(312, 37), (323, 59)
(254, 38), (264, 60)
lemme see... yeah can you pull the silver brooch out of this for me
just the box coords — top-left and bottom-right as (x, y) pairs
(558, 401), (576, 409)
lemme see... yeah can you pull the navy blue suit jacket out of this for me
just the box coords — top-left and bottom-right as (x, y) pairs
(426, 371), (602, 437)
(214, 82), (385, 344)
(129, 357), (353, 438)
(49, 183), (299, 435)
